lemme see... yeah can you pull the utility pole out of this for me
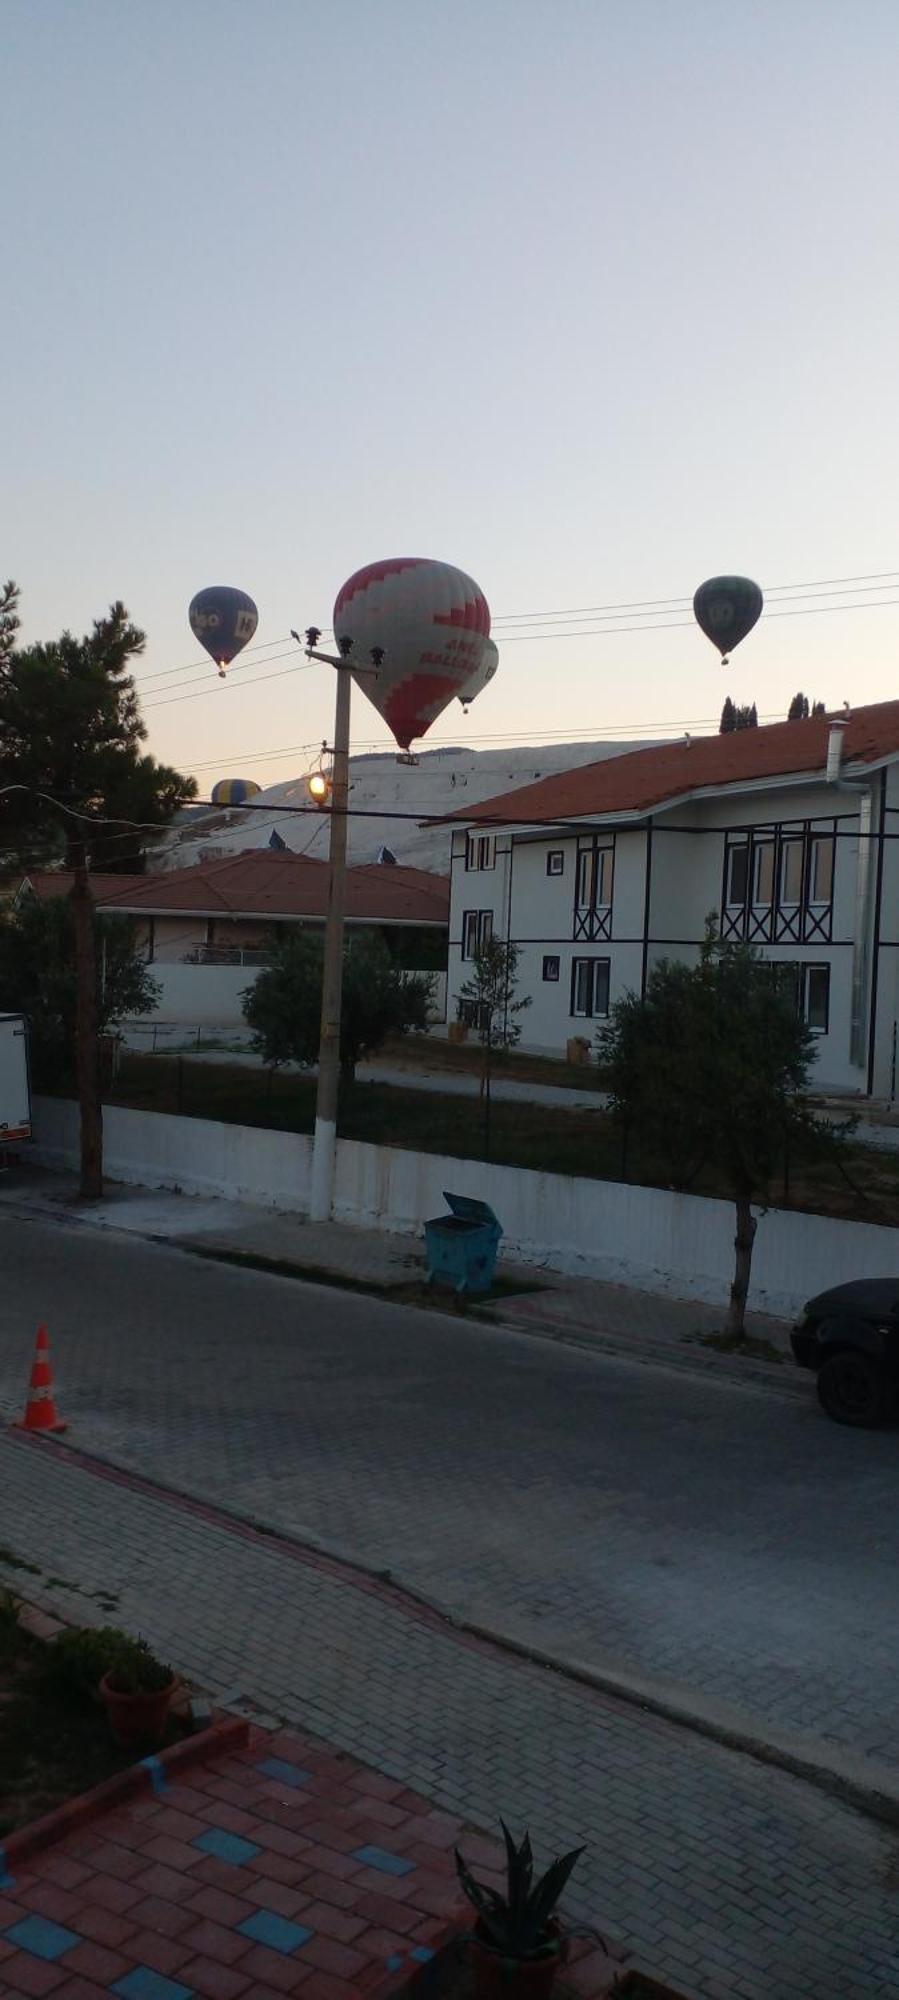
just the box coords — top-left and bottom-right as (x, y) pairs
(70, 840), (103, 1199)
(307, 638), (352, 1222)
(302, 632), (382, 1222)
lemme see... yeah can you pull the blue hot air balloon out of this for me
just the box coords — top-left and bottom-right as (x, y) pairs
(210, 778), (263, 807)
(693, 576), (763, 664)
(189, 587), (258, 678)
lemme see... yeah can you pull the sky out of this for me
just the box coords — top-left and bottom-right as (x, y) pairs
(5, 0), (899, 795)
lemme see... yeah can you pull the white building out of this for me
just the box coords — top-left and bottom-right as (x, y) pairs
(444, 701), (899, 1099)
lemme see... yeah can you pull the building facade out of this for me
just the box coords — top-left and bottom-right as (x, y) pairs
(445, 703), (899, 1098)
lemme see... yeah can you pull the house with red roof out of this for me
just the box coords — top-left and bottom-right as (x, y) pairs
(18, 852), (449, 1030)
(442, 701), (899, 1098)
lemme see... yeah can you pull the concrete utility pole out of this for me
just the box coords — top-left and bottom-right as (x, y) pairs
(302, 632), (382, 1222)
(306, 638), (352, 1222)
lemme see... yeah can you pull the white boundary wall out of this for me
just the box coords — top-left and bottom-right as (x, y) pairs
(31, 1097), (898, 1319)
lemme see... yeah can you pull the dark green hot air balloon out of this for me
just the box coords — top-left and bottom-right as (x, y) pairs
(693, 576), (763, 664)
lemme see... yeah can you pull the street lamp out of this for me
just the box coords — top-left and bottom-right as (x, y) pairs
(300, 628), (383, 1222)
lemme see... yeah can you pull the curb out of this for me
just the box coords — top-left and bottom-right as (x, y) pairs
(0, 1713), (249, 1880)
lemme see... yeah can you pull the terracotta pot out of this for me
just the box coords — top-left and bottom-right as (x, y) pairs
(469, 1920), (568, 1998)
(99, 1671), (177, 1750)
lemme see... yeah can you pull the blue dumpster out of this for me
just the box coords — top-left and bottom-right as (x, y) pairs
(424, 1191), (502, 1296)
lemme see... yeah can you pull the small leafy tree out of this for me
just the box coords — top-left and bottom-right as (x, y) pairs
(597, 924), (852, 1340)
(456, 937), (531, 1158)
(0, 899), (159, 1087)
(243, 930), (433, 1083)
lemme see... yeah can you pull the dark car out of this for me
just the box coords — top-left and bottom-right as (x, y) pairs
(791, 1279), (899, 1426)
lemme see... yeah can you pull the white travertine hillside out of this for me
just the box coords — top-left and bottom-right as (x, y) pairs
(159, 738), (651, 875)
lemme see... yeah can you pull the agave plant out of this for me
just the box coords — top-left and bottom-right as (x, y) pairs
(455, 1822), (585, 1959)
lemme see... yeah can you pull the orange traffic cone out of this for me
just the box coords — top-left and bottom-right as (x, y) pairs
(15, 1325), (67, 1434)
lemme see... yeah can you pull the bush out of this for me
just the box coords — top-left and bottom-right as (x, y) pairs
(40, 1625), (133, 1701)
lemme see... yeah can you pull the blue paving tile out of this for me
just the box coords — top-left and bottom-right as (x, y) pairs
(113, 1972), (194, 2000)
(4, 1914), (80, 1960)
(140, 1753), (169, 1794)
(256, 1755), (312, 1788)
(192, 1826), (261, 1866)
(352, 1842), (416, 1876)
(412, 1945), (436, 1962)
(238, 1909), (314, 1954)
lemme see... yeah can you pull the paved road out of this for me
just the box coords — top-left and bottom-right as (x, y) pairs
(1, 1431), (897, 2000)
(2, 1214), (898, 1772)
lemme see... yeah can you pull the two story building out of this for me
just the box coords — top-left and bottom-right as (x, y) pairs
(443, 700), (899, 1099)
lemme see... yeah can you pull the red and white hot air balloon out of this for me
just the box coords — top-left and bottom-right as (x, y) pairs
(458, 637), (498, 712)
(332, 557), (492, 751)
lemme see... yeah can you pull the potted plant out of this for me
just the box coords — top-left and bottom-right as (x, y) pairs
(455, 1822), (584, 1997)
(99, 1634), (177, 1750)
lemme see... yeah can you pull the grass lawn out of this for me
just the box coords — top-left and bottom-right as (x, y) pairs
(102, 1053), (899, 1228)
(374, 1032), (608, 1093)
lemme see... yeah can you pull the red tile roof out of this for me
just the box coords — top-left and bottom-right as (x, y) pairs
(87, 850), (449, 925)
(444, 701), (899, 827)
(19, 872), (145, 903)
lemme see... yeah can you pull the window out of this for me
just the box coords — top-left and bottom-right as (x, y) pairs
(769, 961), (830, 1034)
(459, 998), (491, 1031)
(465, 833), (495, 872)
(779, 838), (803, 906)
(576, 846), (613, 908)
(546, 851), (564, 877)
(461, 909), (493, 960)
(542, 955), (560, 982)
(802, 963), (830, 1034)
(570, 958), (610, 1019)
(808, 835), (834, 905)
(725, 843), (748, 906)
(752, 840), (774, 906)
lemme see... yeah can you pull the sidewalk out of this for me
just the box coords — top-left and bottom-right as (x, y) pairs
(0, 1164), (796, 1394)
(1, 1430), (895, 2000)
(0, 1703), (625, 2000)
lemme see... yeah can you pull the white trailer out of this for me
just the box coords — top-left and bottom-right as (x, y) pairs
(0, 1014), (31, 1144)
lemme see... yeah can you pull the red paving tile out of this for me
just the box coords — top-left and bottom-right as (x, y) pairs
(1, 1954), (67, 1996)
(177, 1959), (253, 1999)
(58, 1942), (131, 1986)
(233, 1941), (310, 1991)
(187, 1884), (257, 1928)
(71, 1904), (137, 1948)
(127, 1930), (194, 1977)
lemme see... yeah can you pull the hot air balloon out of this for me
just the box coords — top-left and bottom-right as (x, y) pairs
(693, 576), (763, 664)
(189, 587), (258, 678)
(457, 638), (499, 711)
(210, 778), (262, 807)
(332, 558), (492, 751)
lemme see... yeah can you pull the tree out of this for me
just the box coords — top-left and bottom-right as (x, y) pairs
(787, 693), (826, 721)
(597, 925), (852, 1341)
(0, 589), (196, 1195)
(0, 898), (159, 1087)
(719, 699), (756, 732)
(243, 930), (434, 1083)
(456, 936), (531, 1158)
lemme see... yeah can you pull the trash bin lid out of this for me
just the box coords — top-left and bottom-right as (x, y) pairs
(443, 1191), (501, 1227)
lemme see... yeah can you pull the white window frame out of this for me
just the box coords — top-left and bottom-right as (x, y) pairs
(465, 833), (495, 873)
(546, 850), (565, 877)
(571, 957), (610, 1019)
(461, 909), (493, 961)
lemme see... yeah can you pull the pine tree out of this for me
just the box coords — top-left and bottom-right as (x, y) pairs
(0, 590), (196, 1195)
(719, 697), (737, 734)
(788, 692), (810, 721)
